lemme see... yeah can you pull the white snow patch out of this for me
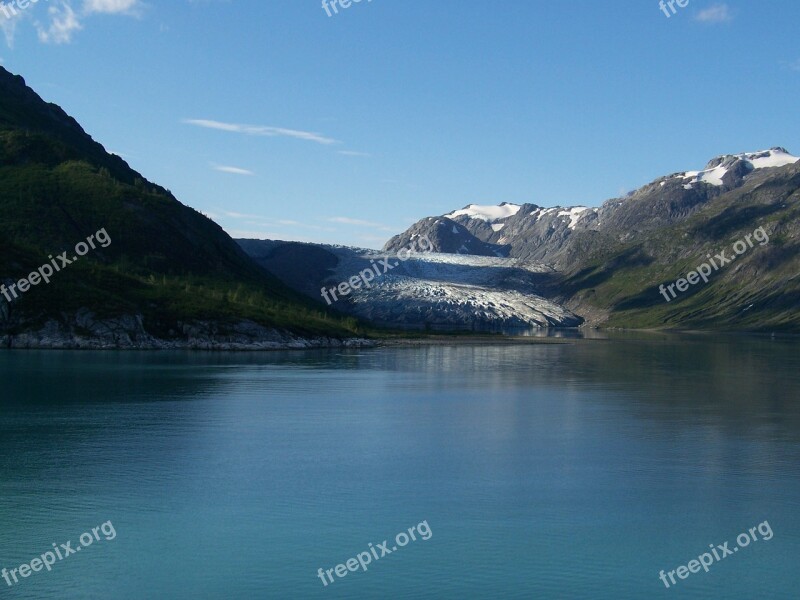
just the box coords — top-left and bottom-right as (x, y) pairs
(491, 223), (505, 232)
(530, 208), (548, 222)
(678, 148), (799, 188)
(446, 203), (521, 222)
(695, 165), (727, 186)
(556, 207), (591, 229)
(748, 149), (799, 169)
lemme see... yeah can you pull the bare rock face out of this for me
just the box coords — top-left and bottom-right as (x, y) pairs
(383, 217), (510, 258)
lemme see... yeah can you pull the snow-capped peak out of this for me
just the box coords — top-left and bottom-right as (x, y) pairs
(680, 147), (798, 187)
(446, 202), (521, 222)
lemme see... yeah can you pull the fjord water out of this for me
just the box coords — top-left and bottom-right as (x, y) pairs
(1, 335), (799, 599)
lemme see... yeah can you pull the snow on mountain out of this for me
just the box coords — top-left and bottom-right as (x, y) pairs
(531, 207), (559, 219)
(557, 207), (594, 229)
(679, 148), (798, 187)
(446, 202), (521, 222)
(747, 148), (798, 169)
(386, 146), (797, 269)
(448, 203), (596, 231)
(444, 202), (597, 233)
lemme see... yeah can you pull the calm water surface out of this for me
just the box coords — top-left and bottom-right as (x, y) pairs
(1, 334), (799, 599)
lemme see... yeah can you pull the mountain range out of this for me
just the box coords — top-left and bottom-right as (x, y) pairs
(386, 148), (798, 265)
(245, 148), (800, 332)
(2, 64), (798, 343)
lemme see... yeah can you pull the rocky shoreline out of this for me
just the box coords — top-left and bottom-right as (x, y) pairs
(0, 309), (375, 351)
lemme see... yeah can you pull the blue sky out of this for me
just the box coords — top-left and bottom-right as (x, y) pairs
(1, 0), (799, 247)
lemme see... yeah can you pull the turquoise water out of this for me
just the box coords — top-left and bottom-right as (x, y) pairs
(1, 335), (799, 598)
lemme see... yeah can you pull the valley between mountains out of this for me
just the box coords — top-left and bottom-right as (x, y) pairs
(241, 148), (800, 333)
(2, 65), (799, 347)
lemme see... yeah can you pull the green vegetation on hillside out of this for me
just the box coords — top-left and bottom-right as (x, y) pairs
(559, 169), (800, 331)
(0, 68), (365, 340)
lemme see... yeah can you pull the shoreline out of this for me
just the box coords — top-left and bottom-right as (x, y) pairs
(1, 326), (796, 352)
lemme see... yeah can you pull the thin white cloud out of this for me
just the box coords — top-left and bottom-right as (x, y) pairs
(212, 164), (255, 176)
(245, 219), (336, 232)
(695, 3), (732, 23)
(338, 150), (371, 157)
(328, 217), (383, 227)
(221, 210), (266, 220)
(1, 16), (19, 48)
(184, 119), (338, 146)
(83, 0), (141, 15)
(37, 3), (83, 44)
(327, 217), (395, 232)
(3, 0), (142, 46)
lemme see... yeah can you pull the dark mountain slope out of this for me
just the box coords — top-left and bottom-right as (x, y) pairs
(0, 67), (362, 346)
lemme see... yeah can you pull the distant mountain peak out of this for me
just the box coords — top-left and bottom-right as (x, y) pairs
(445, 203), (522, 223)
(704, 147), (796, 169)
(678, 147), (799, 187)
